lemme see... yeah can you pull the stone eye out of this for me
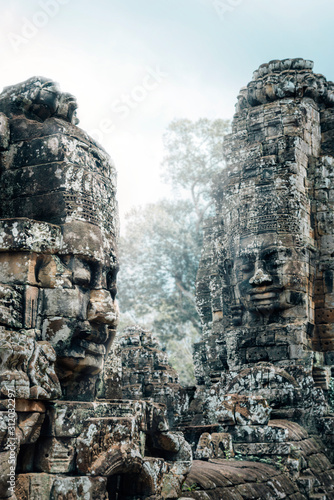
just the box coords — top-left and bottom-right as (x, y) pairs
(72, 260), (92, 288)
(240, 256), (255, 273)
(224, 259), (234, 273)
(262, 251), (279, 271)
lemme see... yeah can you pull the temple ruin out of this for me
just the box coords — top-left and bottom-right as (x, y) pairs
(0, 58), (334, 499)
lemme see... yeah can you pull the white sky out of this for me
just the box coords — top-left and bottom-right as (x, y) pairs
(1, 0), (334, 227)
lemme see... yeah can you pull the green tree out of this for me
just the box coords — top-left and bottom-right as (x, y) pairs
(162, 118), (230, 229)
(118, 118), (230, 384)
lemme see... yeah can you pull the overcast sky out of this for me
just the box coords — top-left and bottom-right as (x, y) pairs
(1, 0), (334, 225)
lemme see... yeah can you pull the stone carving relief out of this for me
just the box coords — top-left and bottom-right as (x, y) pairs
(219, 233), (314, 327)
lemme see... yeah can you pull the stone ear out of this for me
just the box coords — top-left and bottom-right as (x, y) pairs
(223, 258), (234, 275)
(106, 268), (118, 299)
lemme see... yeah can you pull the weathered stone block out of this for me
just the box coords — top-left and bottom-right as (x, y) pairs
(227, 424), (288, 443)
(43, 400), (148, 438)
(35, 437), (75, 473)
(0, 220), (62, 254)
(194, 432), (233, 460)
(76, 416), (138, 474)
(15, 473), (107, 500)
(41, 288), (88, 318)
(206, 394), (271, 426)
(233, 441), (292, 456)
(0, 284), (24, 328)
(61, 220), (106, 261)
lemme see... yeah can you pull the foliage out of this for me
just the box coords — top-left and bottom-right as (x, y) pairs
(117, 118), (230, 384)
(182, 482), (200, 492)
(233, 452), (284, 471)
(162, 118), (230, 229)
(118, 199), (201, 336)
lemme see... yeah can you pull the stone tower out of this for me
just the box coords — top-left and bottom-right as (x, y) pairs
(181, 58), (334, 499)
(0, 77), (191, 500)
(194, 58), (334, 425)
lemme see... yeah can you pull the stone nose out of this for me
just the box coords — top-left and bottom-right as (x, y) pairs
(249, 266), (273, 286)
(87, 289), (118, 326)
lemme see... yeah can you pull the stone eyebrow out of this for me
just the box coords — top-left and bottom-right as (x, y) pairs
(237, 250), (257, 258)
(260, 247), (278, 257)
(238, 246), (281, 259)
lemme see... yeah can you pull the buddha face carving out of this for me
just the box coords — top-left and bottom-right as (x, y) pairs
(226, 234), (312, 323)
(0, 229), (118, 399)
(37, 251), (118, 381)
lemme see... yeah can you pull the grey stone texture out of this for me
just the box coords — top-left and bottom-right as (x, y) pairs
(1, 60), (334, 499)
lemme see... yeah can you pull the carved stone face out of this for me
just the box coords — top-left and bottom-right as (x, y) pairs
(229, 234), (311, 322)
(0, 243), (118, 394)
(37, 247), (118, 382)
